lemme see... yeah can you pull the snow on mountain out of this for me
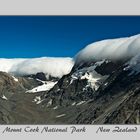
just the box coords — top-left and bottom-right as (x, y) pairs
(0, 57), (74, 78)
(75, 34), (140, 64)
(32, 96), (44, 104)
(26, 81), (57, 93)
(71, 60), (109, 90)
(1, 94), (8, 100)
(81, 72), (101, 91)
(12, 76), (18, 82)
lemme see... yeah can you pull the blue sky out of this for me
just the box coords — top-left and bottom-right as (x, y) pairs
(0, 16), (140, 58)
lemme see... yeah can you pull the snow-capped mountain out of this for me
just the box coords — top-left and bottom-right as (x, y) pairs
(0, 34), (140, 124)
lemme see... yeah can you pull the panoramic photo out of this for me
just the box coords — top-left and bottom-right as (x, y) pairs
(0, 16), (140, 124)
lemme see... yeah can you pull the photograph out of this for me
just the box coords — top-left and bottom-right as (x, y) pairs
(0, 16), (140, 124)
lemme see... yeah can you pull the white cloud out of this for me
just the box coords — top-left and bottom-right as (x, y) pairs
(1, 34), (140, 78)
(0, 57), (74, 78)
(75, 34), (140, 64)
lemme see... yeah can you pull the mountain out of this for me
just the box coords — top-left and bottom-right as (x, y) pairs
(0, 34), (140, 124)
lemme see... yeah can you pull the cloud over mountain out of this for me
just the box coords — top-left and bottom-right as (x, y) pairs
(75, 34), (140, 64)
(0, 57), (74, 78)
(1, 34), (140, 78)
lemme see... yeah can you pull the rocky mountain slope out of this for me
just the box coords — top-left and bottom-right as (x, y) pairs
(0, 34), (140, 124)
